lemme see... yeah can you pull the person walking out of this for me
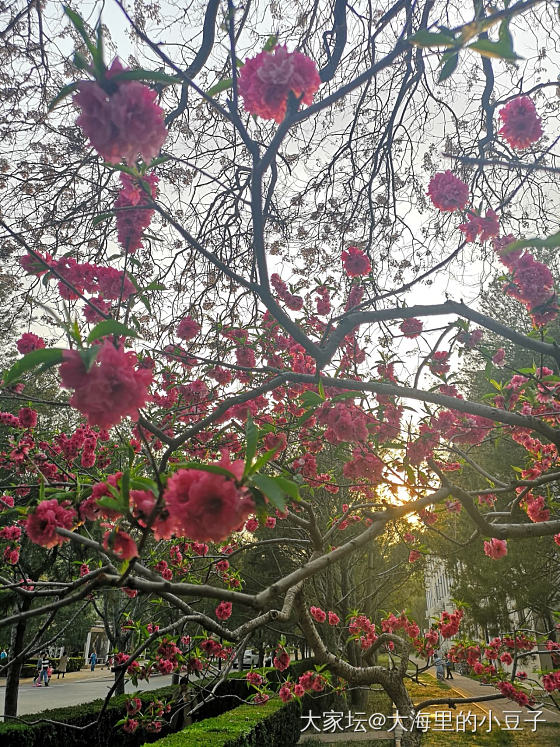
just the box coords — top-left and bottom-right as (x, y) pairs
(0, 649), (7, 660)
(39, 651), (50, 686)
(89, 650), (97, 672)
(57, 650), (68, 679)
(434, 653), (445, 681)
(445, 654), (454, 680)
(34, 654), (43, 687)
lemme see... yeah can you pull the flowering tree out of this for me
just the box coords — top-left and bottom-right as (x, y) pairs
(1, 0), (560, 744)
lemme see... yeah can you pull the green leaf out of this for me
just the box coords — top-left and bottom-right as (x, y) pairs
(207, 78), (233, 97)
(144, 281), (166, 291)
(271, 475), (300, 502)
(63, 6), (97, 58)
(250, 474), (290, 511)
(243, 415), (258, 477)
(296, 409), (317, 426)
(101, 162), (138, 176)
(95, 496), (125, 513)
(86, 320), (139, 343)
(409, 30), (456, 48)
(438, 52), (459, 82)
(48, 82), (80, 112)
(3, 348), (64, 385)
(73, 51), (90, 71)
(505, 231), (560, 253)
(92, 212), (113, 226)
(148, 155), (172, 169)
(173, 463), (238, 480)
(109, 69), (180, 86)
(263, 35), (278, 52)
(120, 470), (130, 509)
(467, 38), (521, 61)
(93, 20), (105, 77)
(130, 477), (158, 493)
(69, 319), (82, 345)
(318, 379), (326, 399)
(300, 390), (324, 407)
(79, 346), (100, 372)
(246, 448), (278, 477)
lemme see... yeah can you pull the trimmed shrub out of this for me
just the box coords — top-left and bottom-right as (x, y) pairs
(0, 684), (177, 747)
(142, 697), (301, 747)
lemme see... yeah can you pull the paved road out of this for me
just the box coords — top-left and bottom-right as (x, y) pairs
(424, 666), (560, 724)
(0, 671), (174, 716)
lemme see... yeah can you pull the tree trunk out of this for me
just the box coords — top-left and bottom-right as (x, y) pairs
(385, 674), (422, 747)
(349, 685), (369, 710)
(114, 667), (125, 696)
(4, 597), (32, 717)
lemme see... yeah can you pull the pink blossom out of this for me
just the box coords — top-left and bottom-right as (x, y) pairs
(18, 408), (37, 429)
(483, 538), (508, 559)
(0, 412), (20, 428)
(341, 246), (371, 277)
(310, 606), (326, 623)
(273, 650), (290, 671)
(238, 45), (320, 123)
(103, 529), (138, 560)
(492, 348), (506, 367)
(74, 59), (167, 164)
(345, 284), (365, 310)
(279, 684), (293, 702)
(263, 432), (287, 453)
(60, 341), (152, 429)
(16, 333), (45, 355)
(328, 611), (340, 626)
(427, 171), (469, 212)
(245, 517), (259, 532)
(246, 671), (264, 686)
(408, 550), (422, 563)
(499, 96), (543, 149)
(25, 499), (76, 548)
(115, 172), (158, 253)
(4, 547), (20, 565)
(399, 318), (423, 338)
(123, 719), (139, 734)
(215, 601), (232, 620)
(126, 697), (142, 716)
(177, 315), (201, 341)
(458, 210), (499, 243)
(163, 456), (254, 542)
(80, 563), (90, 577)
(0, 495), (15, 510)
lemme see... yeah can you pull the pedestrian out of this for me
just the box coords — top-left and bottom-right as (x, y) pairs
(34, 654), (43, 687)
(90, 650), (97, 672)
(57, 650), (68, 679)
(0, 648), (7, 660)
(445, 654), (454, 680)
(106, 654), (114, 671)
(39, 651), (50, 686)
(434, 653), (445, 681)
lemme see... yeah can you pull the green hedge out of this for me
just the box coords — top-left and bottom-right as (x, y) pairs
(0, 671), (254, 747)
(142, 698), (301, 747)
(0, 684), (177, 747)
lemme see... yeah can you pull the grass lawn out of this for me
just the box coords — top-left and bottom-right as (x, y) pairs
(300, 675), (559, 745)
(422, 722), (560, 745)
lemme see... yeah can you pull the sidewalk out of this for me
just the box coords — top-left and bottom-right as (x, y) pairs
(422, 666), (560, 724)
(6, 667), (117, 686)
